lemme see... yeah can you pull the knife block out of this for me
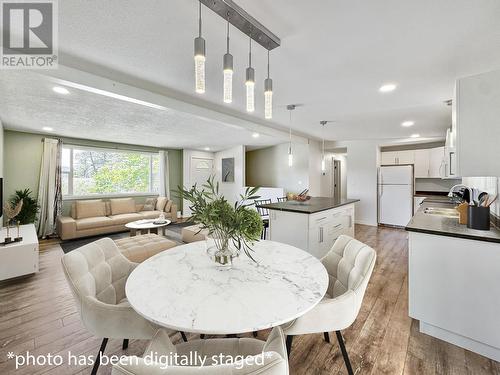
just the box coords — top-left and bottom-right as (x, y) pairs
(456, 202), (468, 225)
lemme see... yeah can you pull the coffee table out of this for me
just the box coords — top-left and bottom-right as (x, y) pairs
(125, 219), (171, 237)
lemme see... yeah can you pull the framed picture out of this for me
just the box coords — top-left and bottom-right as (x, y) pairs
(221, 157), (235, 182)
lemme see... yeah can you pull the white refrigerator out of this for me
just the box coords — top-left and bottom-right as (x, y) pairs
(378, 165), (414, 227)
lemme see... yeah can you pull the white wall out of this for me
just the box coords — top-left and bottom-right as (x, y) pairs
(246, 142), (310, 194)
(328, 140), (380, 226)
(320, 153), (347, 199)
(462, 177), (500, 217)
(308, 140), (322, 197)
(214, 145), (246, 205)
(182, 149), (215, 216)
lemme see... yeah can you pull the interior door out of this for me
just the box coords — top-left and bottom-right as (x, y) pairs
(333, 159), (341, 199)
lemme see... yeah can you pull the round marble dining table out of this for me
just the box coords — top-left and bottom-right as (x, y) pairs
(125, 240), (329, 335)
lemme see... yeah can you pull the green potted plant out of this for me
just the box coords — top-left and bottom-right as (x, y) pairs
(177, 176), (263, 268)
(9, 189), (39, 224)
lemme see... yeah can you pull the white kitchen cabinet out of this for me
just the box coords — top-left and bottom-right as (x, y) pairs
(380, 151), (398, 165)
(414, 149), (430, 178)
(409, 231), (500, 361)
(454, 69), (500, 176)
(380, 150), (414, 165)
(269, 203), (355, 259)
(428, 147), (445, 178)
(397, 150), (415, 165)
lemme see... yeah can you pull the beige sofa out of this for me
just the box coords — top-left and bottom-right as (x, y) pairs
(56, 197), (178, 240)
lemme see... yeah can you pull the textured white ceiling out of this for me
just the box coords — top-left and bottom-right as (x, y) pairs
(0, 71), (287, 150)
(2, 0), (500, 144)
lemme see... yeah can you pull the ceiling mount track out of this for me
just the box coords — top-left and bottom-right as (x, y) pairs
(199, 0), (281, 50)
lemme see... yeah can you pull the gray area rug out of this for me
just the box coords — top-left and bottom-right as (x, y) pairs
(60, 221), (192, 253)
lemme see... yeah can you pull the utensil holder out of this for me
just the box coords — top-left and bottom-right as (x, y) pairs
(467, 206), (490, 230)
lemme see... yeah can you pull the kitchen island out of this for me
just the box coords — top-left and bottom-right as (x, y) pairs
(257, 197), (359, 258)
(406, 199), (500, 361)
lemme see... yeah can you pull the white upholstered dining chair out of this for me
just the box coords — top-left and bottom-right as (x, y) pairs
(281, 235), (376, 375)
(111, 326), (289, 374)
(61, 237), (186, 375)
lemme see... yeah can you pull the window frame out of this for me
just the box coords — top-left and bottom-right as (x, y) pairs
(62, 144), (160, 200)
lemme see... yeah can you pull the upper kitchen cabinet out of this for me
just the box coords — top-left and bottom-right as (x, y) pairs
(380, 150), (415, 165)
(414, 149), (430, 178)
(453, 69), (500, 176)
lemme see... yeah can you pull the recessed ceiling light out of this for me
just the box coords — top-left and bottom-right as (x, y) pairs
(402, 121), (415, 127)
(252, 133), (260, 138)
(379, 83), (397, 93)
(204, 147), (210, 151)
(53, 86), (69, 95)
(410, 134), (420, 138)
(42, 126), (54, 132)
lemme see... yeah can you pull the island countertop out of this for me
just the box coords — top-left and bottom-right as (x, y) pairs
(406, 199), (500, 243)
(257, 197), (359, 214)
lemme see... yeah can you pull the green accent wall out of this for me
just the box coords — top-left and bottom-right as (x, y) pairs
(3, 130), (183, 214)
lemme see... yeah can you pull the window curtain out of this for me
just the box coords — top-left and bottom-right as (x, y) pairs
(158, 150), (170, 199)
(36, 138), (62, 238)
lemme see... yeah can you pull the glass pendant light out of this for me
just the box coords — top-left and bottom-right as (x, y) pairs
(246, 35), (255, 112)
(223, 15), (233, 103)
(287, 105), (295, 167)
(194, 1), (206, 94)
(264, 50), (273, 119)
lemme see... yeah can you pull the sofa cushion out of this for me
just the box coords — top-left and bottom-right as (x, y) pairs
(181, 224), (210, 243)
(115, 234), (176, 263)
(143, 197), (157, 211)
(75, 216), (114, 231)
(156, 197), (167, 211)
(110, 198), (136, 215)
(165, 200), (173, 213)
(109, 213), (143, 225)
(75, 200), (106, 219)
(139, 210), (163, 220)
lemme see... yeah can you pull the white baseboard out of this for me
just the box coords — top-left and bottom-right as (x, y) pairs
(355, 220), (377, 226)
(420, 321), (500, 362)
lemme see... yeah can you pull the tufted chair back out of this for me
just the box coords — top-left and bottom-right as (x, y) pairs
(62, 237), (133, 306)
(321, 235), (376, 314)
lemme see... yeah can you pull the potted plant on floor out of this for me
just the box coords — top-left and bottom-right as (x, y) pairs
(177, 176), (263, 269)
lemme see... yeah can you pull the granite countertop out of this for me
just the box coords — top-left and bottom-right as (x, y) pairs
(406, 199), (500, 243)
(257, 197), (359, 214)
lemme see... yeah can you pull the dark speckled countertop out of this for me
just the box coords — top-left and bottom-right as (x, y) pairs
(257, 197), (359, 214)
(406, 199), (500, 243)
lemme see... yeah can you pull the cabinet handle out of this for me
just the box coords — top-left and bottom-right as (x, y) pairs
(334, 223), (342, 228)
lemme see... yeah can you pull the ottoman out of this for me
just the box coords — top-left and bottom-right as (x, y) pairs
(114, 233), (176, 263)
(181, 224), (210, 243)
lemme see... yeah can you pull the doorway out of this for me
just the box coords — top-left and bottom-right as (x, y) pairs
(333, 159), (341, 200)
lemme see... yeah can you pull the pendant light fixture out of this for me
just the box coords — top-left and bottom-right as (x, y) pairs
(287, 105), (296, 167)
(245, 34), (255, 112)
(194, 1), (206, 94)
(223, 14), (233, 103)
(320, 121), (327, 172)
(264, 50), (273, 119)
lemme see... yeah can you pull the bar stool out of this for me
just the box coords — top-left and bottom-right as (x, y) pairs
(254, 199), (271, 239)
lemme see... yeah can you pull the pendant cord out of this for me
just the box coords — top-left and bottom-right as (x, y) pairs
(248, 34), (252, 67)
(198, 1), (202, 37)
(267, 50), (270, 78)
(226, 14), (230, 53)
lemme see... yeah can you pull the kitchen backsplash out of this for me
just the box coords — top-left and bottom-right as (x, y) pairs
(415, 178), (462, 193)
(462, 177), (500, 217)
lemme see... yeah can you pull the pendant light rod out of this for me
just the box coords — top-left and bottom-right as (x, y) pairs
(226, 14), (230, 53)
(267, 50), (270, 78)
(199, 0), (280, 50)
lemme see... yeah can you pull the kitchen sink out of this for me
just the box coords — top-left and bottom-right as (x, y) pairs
(423, 207), (459, 218)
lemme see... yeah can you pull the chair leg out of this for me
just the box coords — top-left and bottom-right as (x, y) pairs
(91, 338), (108, 375)
(200, 334), (205, 339)
(180, 331), (188, 342)
(324, 332), (330, 343)
(122, 339), (129, 350)
(286, 335), (294, 358)
(253, 331), (258, 338)
(335, 331), (354, 375)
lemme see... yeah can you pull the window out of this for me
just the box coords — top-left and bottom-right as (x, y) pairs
(62, 145), (160, 198)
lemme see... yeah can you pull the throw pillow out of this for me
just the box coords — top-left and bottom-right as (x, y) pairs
(143, 197), (157, 211)
(156, 196), (167, 211)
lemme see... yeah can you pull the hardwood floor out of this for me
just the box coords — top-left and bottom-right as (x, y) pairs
(1, 225), (499, 374)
